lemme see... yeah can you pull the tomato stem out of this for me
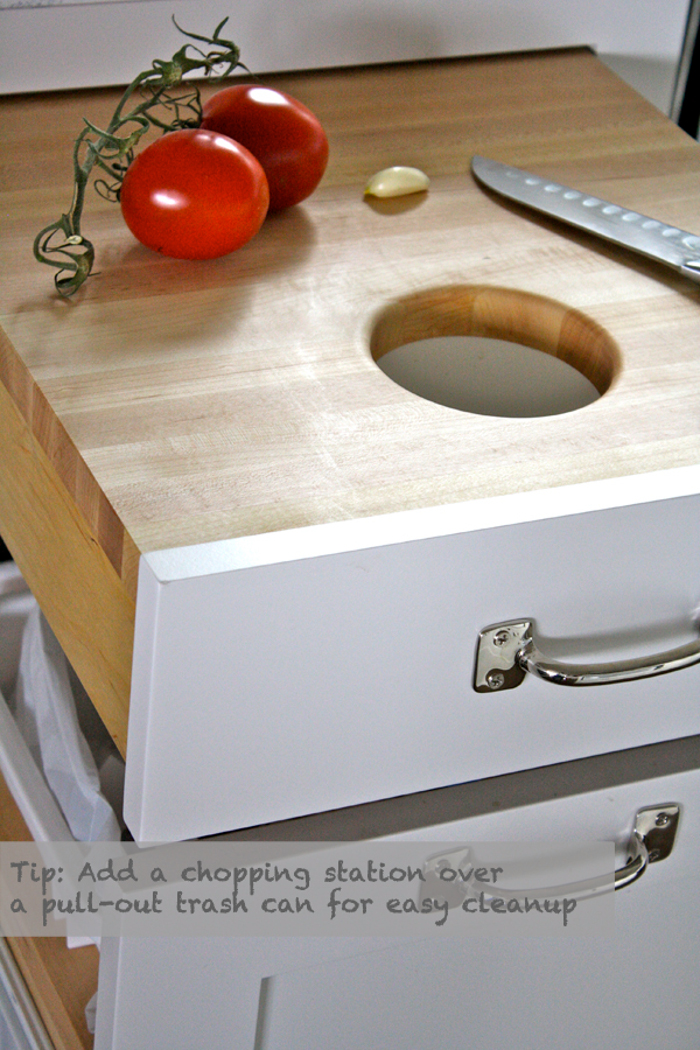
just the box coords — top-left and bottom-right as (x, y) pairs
(33, 17), (243, 297)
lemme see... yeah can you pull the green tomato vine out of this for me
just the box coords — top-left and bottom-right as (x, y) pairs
(33, 18), (244, 297)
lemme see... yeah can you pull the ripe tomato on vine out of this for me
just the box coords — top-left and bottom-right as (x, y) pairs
(33, 20), (331, 295)
(120, 128), (270, 259)
(201, 85), (329, 211)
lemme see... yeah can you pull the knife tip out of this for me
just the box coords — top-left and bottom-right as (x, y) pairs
(470, 155), (495, 175)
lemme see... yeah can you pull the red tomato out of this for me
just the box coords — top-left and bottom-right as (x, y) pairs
(120, 128), (269, 259)
(201, 85), (329, 211)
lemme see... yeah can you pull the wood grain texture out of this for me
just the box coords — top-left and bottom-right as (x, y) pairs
(2, 48), (700, 742)
(0, 379), (133, 754)
(0, 773), (98, 1050)
(369, 284), (621, 393)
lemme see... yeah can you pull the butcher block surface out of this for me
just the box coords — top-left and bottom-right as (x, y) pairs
(2, 48), (700, 751)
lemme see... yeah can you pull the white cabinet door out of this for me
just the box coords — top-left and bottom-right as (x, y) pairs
(97, 737), (700, 1050)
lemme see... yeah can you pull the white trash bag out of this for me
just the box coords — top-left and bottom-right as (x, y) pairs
(13, 604), (122, 843)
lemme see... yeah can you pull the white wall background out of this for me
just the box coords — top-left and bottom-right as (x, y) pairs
(0, 0), (692, 115)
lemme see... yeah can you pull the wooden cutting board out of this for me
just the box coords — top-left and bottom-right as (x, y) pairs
(2, 48), (700, 754)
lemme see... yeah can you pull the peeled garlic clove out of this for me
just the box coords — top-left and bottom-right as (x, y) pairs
(364, 166), (430, 198)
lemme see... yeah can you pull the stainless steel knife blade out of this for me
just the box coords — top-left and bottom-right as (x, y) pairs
(471, 155), (700, 284)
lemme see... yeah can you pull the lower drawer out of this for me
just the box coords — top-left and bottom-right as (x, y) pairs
(99, 735), (700, 1050)
(126, 486), (700, 840)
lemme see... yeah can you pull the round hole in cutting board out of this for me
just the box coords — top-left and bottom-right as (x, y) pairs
(369, 285), (620, 418)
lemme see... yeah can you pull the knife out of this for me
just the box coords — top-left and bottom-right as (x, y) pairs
(471, 155), (700, 285)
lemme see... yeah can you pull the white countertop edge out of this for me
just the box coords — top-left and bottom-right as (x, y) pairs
(142, 464), (700, 583)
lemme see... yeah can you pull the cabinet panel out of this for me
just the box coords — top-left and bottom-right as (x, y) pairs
(260, 918), (698, 1050)
(99, 742), (700, 1050)
(0, 0), (690, 105)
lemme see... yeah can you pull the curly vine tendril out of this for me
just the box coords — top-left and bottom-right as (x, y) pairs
(33, 18), (243, 297)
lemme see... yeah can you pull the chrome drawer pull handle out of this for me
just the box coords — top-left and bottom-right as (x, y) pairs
(421, 805), (679, 911)
(474, 619), (700, 692)
(613, 804), (679, 889)
(613, 827), (648, 890)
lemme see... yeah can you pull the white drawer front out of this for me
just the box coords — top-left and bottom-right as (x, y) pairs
(100, 740), (700, 1050)
(126, 490), (700, 840)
